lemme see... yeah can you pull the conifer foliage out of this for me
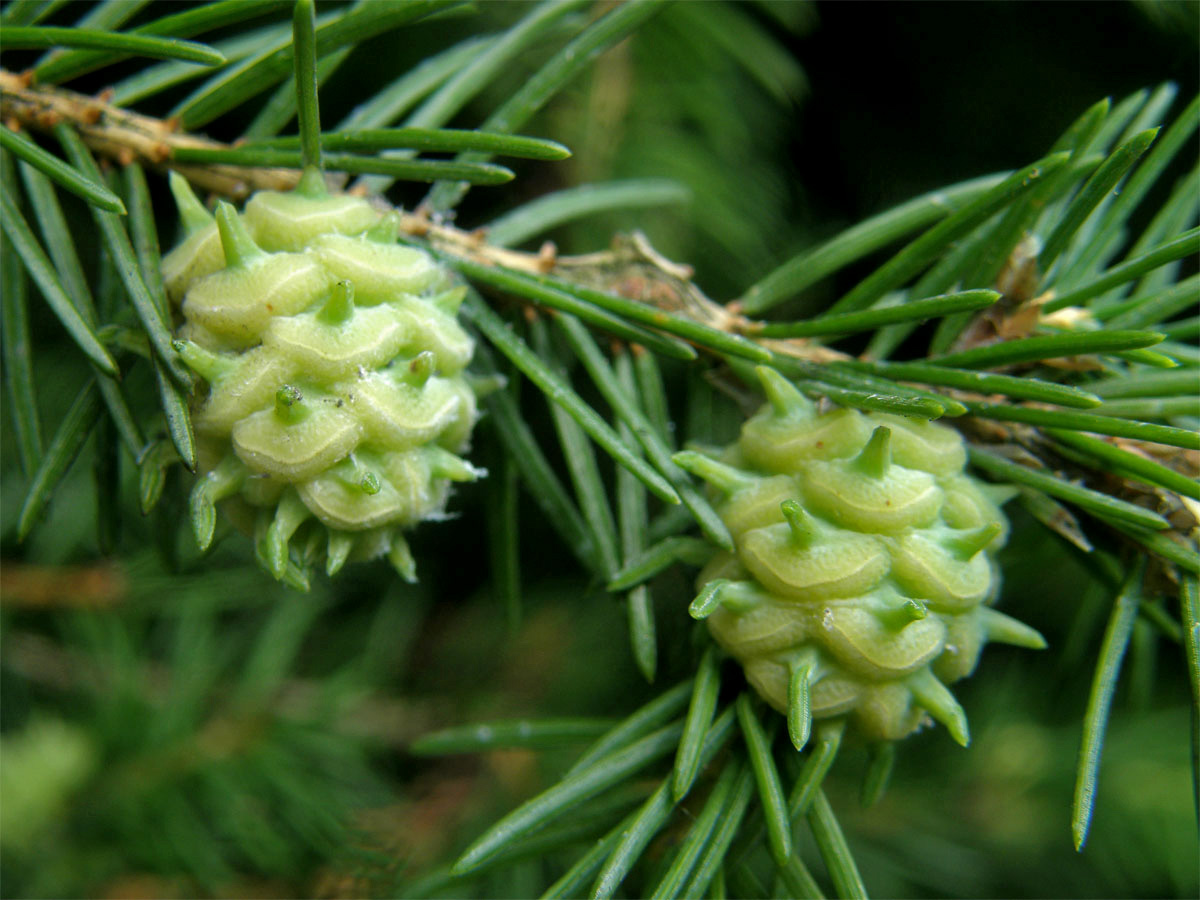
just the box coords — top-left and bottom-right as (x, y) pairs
(0, 2), (1197, 898)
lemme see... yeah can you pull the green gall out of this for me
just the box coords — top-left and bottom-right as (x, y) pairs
(312, 233), (442, 302)
(243, 189), (381, 252)
(165, 177), (480, 584)
(695, 368), (1042, 746)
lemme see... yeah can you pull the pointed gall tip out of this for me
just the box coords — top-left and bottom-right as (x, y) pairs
(756, 365), (812, 418)
(874, 597), (927, 630)
(366, 210), (401, 244)
(266, 540), (288, 580)
(214, 200), (264, 268)
(388, 532), (417, 583)
(946, 522), (1003, 560)
(853, 425), (892, 478)
(428, 446), (482, 482)
(909, 668), (969, 747)
(188, 458), (244, 550)
(780, 499), (816, 547)
(320, 280), (355, 324)
(174, 339), (232, 383)
(289, 565), (313, 593)
(326, 531), (353, 576)
(276, 383), (302, 407)
(264, 494), (310, 581)
(168, 170), (212, 235)
(404, 350), (436, 387)
(274, 385), (309, 423)
(981, 607), (1048, 650)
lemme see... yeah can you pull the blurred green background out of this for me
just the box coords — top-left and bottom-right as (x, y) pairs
(1, 1), (1197, 898)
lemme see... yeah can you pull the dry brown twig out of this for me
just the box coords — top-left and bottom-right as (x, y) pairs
(0, 68), (773, 342)
(1, 68), (299, 196)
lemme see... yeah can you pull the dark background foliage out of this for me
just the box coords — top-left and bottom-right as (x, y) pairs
(1, 2), (1197, 898)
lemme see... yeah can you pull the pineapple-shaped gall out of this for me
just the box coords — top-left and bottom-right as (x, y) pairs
(163, 174), (480, 587)
(675, 367), (1044, 746)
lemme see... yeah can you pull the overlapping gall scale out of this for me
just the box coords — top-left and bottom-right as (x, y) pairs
(163, 174), (481, 587)
(676, 367), (1044, 747)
